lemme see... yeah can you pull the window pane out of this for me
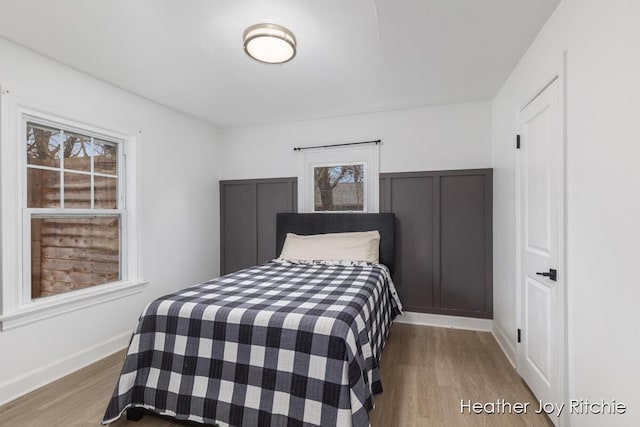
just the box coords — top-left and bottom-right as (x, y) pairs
(94, 176), (118, 209)
(314, 165), (364, 211)
(64, 172), (91, 208)
(94, 140), (118, 175)
(28, 168), (61, 208)
(27, 122), (62, 168)
(30, 216), (120, 299)
(63, 131), (91, 172)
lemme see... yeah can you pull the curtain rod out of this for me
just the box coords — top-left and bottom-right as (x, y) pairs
(293, 139), (381, 152)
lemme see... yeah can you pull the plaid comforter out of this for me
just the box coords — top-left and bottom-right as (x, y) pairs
(103, 260), (402, 427)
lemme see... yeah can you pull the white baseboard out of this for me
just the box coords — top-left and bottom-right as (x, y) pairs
(394, 312), (518, 369)
(395, 311), (493, 331)
(491, 321), (517, 368)
(0, 331), (131, 406)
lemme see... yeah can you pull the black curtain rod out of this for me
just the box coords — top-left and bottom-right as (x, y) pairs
(293, 139), (381, 151)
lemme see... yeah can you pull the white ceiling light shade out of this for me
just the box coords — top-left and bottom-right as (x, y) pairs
(243, 23), (297, 64)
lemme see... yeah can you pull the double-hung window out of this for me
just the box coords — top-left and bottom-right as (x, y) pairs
(26, 119), (123, 299)
(0, 92), (144, 329)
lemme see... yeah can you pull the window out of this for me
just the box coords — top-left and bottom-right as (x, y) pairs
(26, 120), (122, 299)
(0, 91), (144, 330)
(313, 164), (365, 211)
(299, 144), (379, 213)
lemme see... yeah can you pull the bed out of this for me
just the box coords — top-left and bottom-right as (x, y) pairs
(102, 213), (402, 427)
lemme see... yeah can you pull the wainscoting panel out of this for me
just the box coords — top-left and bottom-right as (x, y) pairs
(380, 169), (493, 318)
(387, 176), (435, 312)
(221, 170), (491, 318)
(221, 181), (257, 275)
(256, 180), (298, 264)
(220, 178), (297, 275)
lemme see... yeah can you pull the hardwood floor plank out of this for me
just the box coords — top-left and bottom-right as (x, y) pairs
(0, 323), (551, 427)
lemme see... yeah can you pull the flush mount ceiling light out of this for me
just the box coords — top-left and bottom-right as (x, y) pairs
(243, 23), (297, 64)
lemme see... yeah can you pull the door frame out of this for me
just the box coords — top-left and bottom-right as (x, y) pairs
(515, 51), (568, 426)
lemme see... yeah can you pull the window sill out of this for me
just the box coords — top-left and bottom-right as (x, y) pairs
(0, 280), (148, 331)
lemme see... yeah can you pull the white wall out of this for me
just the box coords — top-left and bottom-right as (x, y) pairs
(492, 0), (640, 425)
(0, 37), (222, 404)
(220, 102), (492, 179)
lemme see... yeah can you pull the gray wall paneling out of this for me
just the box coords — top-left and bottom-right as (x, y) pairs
(220, 178), (297, 275)
(221, 182), (256, 275)
(256, 180), (298, 264)
(384, 176), (435, 311)
(380, 169), (493, 318)
(221, 170), (491, 318)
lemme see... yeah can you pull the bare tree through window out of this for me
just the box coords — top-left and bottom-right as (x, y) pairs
(314, 164), (364, 211)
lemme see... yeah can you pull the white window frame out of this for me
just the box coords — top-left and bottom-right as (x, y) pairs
(0, 88), (146, 330)
(298, 144), (379, 213)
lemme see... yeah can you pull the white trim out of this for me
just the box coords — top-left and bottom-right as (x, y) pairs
(1, 86), (22, 317)
(0, 89), (144, 329)
(515, 51), (568, 427)
(298, 144), (380, 213)
(28, 208), (125, 216)
(394, 313), (518, 369)
(25, 166), (118, 179)
(90, 136), (95, 209)
(60, 128), (66, 207)
(394, 311), (492, 331)
(0, 280), (147, 330)
(492, 321), (517, 368)
(0, 330), (132, 406)
(22, 109), (135, 142)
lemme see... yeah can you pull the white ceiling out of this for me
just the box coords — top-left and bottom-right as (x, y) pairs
(0, 0), (559, 128)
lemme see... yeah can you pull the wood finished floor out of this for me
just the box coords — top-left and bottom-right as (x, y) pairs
(0, 323), (551, 427)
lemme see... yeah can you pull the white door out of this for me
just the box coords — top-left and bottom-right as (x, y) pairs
(517, 77), (563, 424)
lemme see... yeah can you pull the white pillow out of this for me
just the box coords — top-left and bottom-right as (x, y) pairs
(279, 231), (380, 263)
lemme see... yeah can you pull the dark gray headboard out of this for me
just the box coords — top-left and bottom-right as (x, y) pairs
(276, 213), (396, 274)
